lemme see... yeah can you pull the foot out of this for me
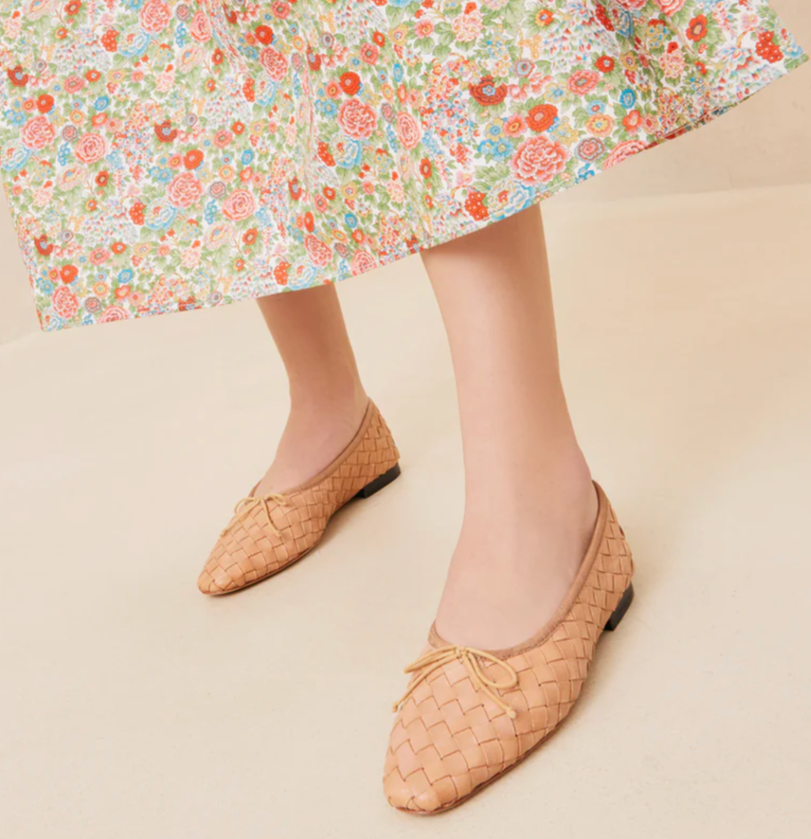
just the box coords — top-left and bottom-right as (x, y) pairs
(385, 481), (634, 814)
(433, 461), (599, 650)
(198, 398), (401, 594)
(254, 386), (369, 496)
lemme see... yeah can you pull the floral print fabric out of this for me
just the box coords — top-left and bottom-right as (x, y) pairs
(0, 1), (806, 330)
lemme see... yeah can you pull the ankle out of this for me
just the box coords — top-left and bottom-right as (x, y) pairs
(464, 447), (595, 522)
(288, 377), (368, 426)
(256, 384), (369, 496)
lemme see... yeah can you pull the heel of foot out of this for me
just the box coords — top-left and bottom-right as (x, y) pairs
(355, 463), (401, 499)
(603, 583), (634, 631)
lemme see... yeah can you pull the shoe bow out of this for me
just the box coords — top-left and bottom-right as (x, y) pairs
(220, 492), (289, 537)
(393, 644), (519, 719)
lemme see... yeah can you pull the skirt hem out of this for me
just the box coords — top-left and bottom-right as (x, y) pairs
(30, 51), (808, 333)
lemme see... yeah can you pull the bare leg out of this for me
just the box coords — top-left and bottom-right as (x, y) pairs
(254, 284), (368, 495)
(422, 204), (599, 650)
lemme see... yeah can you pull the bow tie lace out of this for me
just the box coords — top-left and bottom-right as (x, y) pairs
(220, 493), (289, 537)
(393, 645), (519, 719)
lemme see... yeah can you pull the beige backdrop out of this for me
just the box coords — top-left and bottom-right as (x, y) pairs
(0, 0), (808, 343)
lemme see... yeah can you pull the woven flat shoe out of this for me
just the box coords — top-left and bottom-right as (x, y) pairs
(383, 481), (635, 813)
(198, 399), (400, 595)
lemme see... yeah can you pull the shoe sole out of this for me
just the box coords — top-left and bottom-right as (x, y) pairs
(394, 582), (635, 815)
(205, 464), (402, 595)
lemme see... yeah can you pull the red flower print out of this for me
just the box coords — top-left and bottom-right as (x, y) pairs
(509, 135), (569, 185)
(469, 76), (507, 106)
(352, 250), (376, 275)
(526, 103), (558, 133)
(21, 116), (56, 150)
(34, 234), (54, 256)
(64, 75), (85, 95)
(686, 15), (708, 42)
(99, 306), (129, 323)
(603, 139), (648, 169)
(7, 65), (29, 87)
(52, 286), (79, 319)
(307, 48), (322, 71)
(36, 94), (54, 114)
(567, 70), (600, 96)
(396, 112), (421, 149)
(154, 120), (178, 143)
(221, 189), (256, 221)
(139, 1), (171, 34)
(74, 133), (106, 164)
(340, 72), (361, 95)
(536, 10), (554, 27)
(338, 98), (377, 140)
(360, 43), (379, 65)
(655, 0), (686, 14)
(304, 234), (331, 267)
(183, 149), (204, 169)
(60, 264), (78, 284)
(214, 129), (233, 148)
(317, 142), (335, 166)
(167, 172), (203, 208)
(260, 47), (288, 81)
(255, 25), (274, 45)
(190, 12), (212, 42)
(622, 110), (643, 131)
(596, 55), (615, 73)
(615, 0), (647, 9)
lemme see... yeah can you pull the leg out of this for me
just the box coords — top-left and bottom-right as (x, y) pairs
(254, 284), (368, 495)
(422, 203), (598, 649)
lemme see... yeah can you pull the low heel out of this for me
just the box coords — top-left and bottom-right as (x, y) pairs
(603, 583), (634, 631)
(355, 463), (401, 499)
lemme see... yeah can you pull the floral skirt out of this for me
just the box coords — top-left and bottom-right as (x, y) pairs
(0, 1), (806, 331)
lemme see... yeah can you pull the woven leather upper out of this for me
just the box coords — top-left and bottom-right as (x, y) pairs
(198, 400), (399, 594)
(383, 484), (634, 813)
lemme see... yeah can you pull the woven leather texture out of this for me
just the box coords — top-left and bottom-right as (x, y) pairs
(198, 401), (399, 594)
(383, 488), (634, 813)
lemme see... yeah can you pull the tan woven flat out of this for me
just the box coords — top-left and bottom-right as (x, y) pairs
(383, 481), (635, 813)
(198, 399), (400, 595)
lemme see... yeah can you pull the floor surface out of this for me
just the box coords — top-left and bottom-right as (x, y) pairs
(1, 184), (810, 838)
